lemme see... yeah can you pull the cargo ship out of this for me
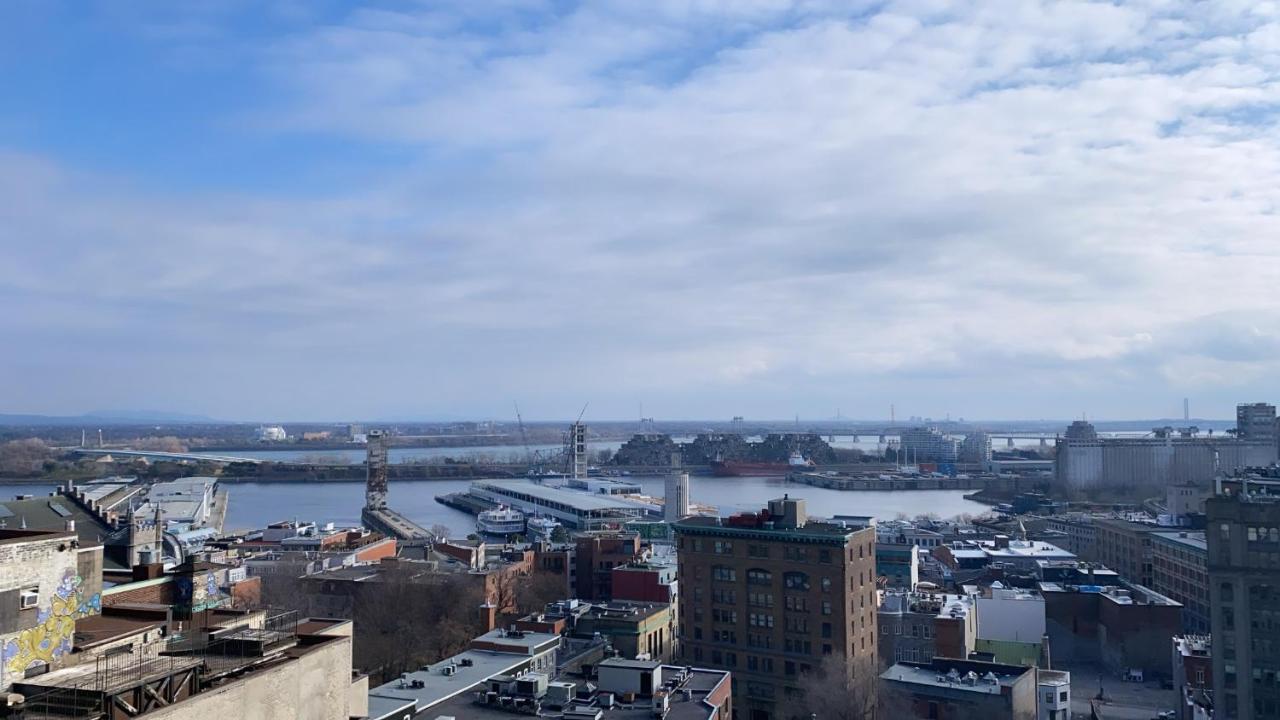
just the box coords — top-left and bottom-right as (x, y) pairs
(711, 450), (814, 477)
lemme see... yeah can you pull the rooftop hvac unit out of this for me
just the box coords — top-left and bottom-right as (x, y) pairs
(441, 665), (456, 677)
(599, 693), (615, 708)
(410, 680), (425, 689)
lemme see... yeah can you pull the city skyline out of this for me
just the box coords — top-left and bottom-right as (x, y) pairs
(5, 2), (1280, 420)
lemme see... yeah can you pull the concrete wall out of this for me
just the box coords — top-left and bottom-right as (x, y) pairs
(144, 635), (353, 720)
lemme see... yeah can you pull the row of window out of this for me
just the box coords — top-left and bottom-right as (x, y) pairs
(679, 537), (875, 564)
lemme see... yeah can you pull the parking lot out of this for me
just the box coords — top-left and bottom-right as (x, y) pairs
(1057, 661), (1177, 720)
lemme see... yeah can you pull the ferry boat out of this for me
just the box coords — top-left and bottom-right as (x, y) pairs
(476, 505), (526, 536)
(526, 516), (562, 542)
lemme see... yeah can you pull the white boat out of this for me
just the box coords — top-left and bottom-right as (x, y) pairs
(476, 505), (526, 536)
(526, 516), (562, 542)
(788, 450), (815, 467)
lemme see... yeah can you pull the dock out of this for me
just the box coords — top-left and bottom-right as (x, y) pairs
(361, 506), (433, 542)
(435, 492), (498, 516)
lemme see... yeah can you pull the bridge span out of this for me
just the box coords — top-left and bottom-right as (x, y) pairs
(70, 448), (264, 464)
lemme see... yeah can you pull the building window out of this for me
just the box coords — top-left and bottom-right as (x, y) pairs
(748, 544), (769, 558)
(821, 622), (832, 638)
(819, 550), (832, 564)
(748, 568), (772, 585)
(715, 541), (734, 554)
(821, 577), (831, 592)
(822, 601), (832, 616)
(784, 572), (810, 590)
(712, 566), (736, 582)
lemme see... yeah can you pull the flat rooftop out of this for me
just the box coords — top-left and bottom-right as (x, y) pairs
(882, 661), (1030, 695)
(674, 514), (864, 540)
(1152, 531), (1208, 551)
(474, 480), (644, 512)
(366, 632), (560, 719)
(428, 664), (730, 720)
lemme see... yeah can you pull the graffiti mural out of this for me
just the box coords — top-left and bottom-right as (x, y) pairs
(2, 570), (101, 679)
(174, 569), (227, 614)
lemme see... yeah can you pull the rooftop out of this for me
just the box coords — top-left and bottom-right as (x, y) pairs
(1152, 530), (1208, 552)
(427, 661), (731, 720)
(882, 659), (1032, 695)
(366, 630), (561, 719)
(474, 480), (645, 513)
(674, 514), (864, 541)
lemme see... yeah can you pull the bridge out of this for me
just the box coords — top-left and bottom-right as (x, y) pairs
(70, 448), (265, 464)
(360, 430), (433, 542)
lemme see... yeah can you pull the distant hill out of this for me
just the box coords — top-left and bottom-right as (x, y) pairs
(0, 410), (223, 426)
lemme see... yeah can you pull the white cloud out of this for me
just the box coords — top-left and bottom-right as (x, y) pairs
(4, 0), (1280, 419)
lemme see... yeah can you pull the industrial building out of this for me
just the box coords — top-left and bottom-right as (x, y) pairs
(1054, 419), (1277, 491)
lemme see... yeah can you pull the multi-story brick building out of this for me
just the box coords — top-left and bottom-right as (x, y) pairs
(1207, 487), (1280, 720)
(1044, 515), (1097, 558)
(1152, 531), (1209, 632)
(1092, 518), (1158, 587)
(575, 531), (642, 601)
(674, 496), (878, 720)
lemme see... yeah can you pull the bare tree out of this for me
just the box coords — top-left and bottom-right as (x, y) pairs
(795, 654), (880, 720)
(135, 436), (188, 453)
(0, 438), (52, 475)
(353, 572), (484, 683)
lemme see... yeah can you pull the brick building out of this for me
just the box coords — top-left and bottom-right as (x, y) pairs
(674, 496), (878, 720)
(1171, 635), (1213, 720)
(1151, 530), (1210, 632)
(880, 657), (1038, 720)
(574, 532), (642, 601)
(1092, 518), (1159, 586)
(1039, 580), (1182, 675)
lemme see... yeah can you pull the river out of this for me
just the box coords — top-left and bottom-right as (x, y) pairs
(0, 477), (986, 536)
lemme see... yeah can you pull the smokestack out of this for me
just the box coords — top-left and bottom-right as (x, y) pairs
(1184, 398), (1190, 422)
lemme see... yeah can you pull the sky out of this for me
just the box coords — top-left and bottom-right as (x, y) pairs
(3, 0), (1280, 423)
